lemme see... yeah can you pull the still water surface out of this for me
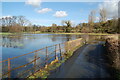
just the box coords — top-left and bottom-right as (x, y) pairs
(2, 34), (85, 60)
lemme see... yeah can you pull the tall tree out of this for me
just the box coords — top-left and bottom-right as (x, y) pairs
(88, 10), (96, 24)
(99, 8), (107, 22)
(88, 10), (96, 32)
(1, 16), (30, 33)
(62, 20), (72, 33)
(51, 23), (57, 32)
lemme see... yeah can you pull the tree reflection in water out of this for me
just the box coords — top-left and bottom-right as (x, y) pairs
(2, 35), (24, 49)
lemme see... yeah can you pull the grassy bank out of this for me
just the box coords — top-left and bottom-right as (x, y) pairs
(0, 32), (12, 35)
(24, 31), (113, 35)
(0, 32), (23, 35)
(105, 35), (120, 79)
(53, 33), (113, 35)
(0, 32), (115, 36)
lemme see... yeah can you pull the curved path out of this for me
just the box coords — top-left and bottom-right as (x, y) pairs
(49, 41), (110, 78)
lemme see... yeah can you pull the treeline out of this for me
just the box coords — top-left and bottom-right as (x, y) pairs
(0, 17), (119, 34)
(0, 9), (119, 34)
(0, 16), (31, 33)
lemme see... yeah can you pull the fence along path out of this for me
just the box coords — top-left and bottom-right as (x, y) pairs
(0, 38), (84, 78)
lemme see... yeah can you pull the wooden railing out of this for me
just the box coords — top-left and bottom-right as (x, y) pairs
(0, 38), (84, 78)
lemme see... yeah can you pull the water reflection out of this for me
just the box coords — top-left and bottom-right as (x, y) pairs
(2, 35), (24, 49)
(51, 34), (79, 42)
(2, 34), (107, 60)
(1, 34), (81, 49)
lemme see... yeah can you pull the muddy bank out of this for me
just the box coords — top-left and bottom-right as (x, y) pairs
(105, 36), (120, 79)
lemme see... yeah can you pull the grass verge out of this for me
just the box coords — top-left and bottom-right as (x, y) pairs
(0, 32), (115, 36)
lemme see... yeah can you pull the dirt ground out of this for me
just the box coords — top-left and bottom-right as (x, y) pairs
(105, 36), (120, 79)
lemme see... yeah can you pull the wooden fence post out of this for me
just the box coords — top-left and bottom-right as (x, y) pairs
(55, 45), (57, 59)
(59, 44), (62, 60)
(64, 42), (67, 53)
(45, 47), (48, 65)
(71, 41), (73, 51)
(34, 52), (37, 73)
(8, 58), (11, 78)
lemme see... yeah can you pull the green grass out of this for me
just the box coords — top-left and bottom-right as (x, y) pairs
(1, 32), (115, 35)
(53, 33), (114, 35)
(0, 32), (12, 35)
(0, 32), (22, 35)
(29, 60), (66, 79)
(65, 43), (84, 59)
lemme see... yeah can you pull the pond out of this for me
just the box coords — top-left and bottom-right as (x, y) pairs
(1, 33), (108, 78)
(1, 34), (84, 60)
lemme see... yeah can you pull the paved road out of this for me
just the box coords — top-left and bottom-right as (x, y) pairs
(49, 41), (110, 78)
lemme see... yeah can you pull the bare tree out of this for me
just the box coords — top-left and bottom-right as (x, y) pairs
(1, 18), (3, 27)
(17, 16), (28, 26)
(88, 10), (96, 32)
(1, 16), (12, 27)
(51, 23), (57, 32)
(88, 10), (96, 24)
(0, 18), (2, 32)
(99, 8), (107, 22)
(1, 16), (30, 32)
(62, 20), (72, 27)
